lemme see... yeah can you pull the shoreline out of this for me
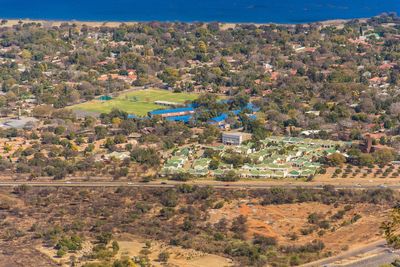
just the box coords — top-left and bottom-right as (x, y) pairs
(0, 17), (368, 28)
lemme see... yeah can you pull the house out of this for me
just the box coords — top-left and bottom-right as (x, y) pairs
(103, 151), (131, 161)
(154, 101), (186, 107)
(305, 110), (320, 116)
(300, 130), (321, 136)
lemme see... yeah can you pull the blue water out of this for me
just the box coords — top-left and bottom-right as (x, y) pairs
(0, 0), (398, 24)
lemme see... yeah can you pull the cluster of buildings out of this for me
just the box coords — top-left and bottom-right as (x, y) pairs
(161, 136), (350, 179)
(97, 69), (137, 84)
(147, 101), (259, 128)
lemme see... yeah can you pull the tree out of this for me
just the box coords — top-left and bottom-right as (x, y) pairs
(359, 153), (374, 166)
(209, 159), (220, 170)
(95, 126), (108, 140)
(158, 67), (180, 86)
(96, 232), (113, 245)
(382, 206), (400, 249)
(390, 102), (400, 116)
(373, 148), (395, 165)
(32, 105), (54, 118)
(112, 241), (119, 253)
(231, 215), (248, 238)
(327, 153), (346, 166)
(131, 148), (160, 167)
(216, 170), (240, 182)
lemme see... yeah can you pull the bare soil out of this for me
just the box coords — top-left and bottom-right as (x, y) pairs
(208, 200), (388, 255)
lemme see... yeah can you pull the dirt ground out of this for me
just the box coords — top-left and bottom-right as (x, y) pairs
(316, 165), (400, 185)
(37, 241), (93, 267)
(0, 245), (57, 267)
(115, 234), (233, 267)
(208, 200), (388, 255)
(35, 234), (233, 267)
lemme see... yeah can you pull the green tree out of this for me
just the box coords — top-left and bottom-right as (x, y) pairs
(382, 206), (400, 249)
(373, 148), (395, 165)
(327, 153), (346, 166)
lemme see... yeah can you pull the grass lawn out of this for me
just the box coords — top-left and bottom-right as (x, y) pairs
(70, 89), (198, 116)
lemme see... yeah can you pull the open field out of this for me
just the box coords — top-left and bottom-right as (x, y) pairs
(70, 89), (198, 116)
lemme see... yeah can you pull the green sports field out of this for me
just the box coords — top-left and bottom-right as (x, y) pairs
(70, 89), (198, 116)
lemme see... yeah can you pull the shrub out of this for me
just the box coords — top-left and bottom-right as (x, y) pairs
(158, 251), (170, 262)
(213, 201), (224, 209)
(169, 172), (191, 181)
(253, 234), (277, 249)
(216, 170), (240, 182)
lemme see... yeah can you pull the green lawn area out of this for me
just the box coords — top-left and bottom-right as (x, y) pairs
(70, 89), (198, 116)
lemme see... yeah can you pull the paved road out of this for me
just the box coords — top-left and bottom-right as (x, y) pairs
(0, 181), (399, 190)
(301, 240), (400, 267)
(345, 251), (399, 267)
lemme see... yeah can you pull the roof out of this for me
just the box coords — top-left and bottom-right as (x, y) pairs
(222, 132), (244, 138)
(149, 107), (194, 116)
(209, 113), (228, 123)
(248, 114), (257, 120)
(154, 100), (185, 106)
(245, 103), (260, 112)
(127, 114), (137, 119)
(98, 95), (112, 101)
(105, 151), (130, 160)
(165, 115), (193, 123)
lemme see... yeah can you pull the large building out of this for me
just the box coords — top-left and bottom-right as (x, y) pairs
(222, 132), (251, 145)
(149, 107), (195, 118)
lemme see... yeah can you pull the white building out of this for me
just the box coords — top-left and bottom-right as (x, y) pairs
(222, 132), (245, 145)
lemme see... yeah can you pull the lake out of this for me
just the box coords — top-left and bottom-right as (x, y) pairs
(0, 0), (398, 23)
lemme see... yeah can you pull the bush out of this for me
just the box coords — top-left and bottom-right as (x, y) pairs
(55, 235), (83, 251)
(334, 169), (342, 175)
(351, 214), (362, 223)
(319, 168), (327, 174)
(216, 170), (240, 182)
(56, 247), (67, 258)
(300, 227), (315, 235)
(169, 172), (191, 181)
(253, 234), (277, 249)
(308, 212), (323, 224)
(213, 201), (224, 209)
(158, 251), (170, 262)
(318, 220), (331, 229)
